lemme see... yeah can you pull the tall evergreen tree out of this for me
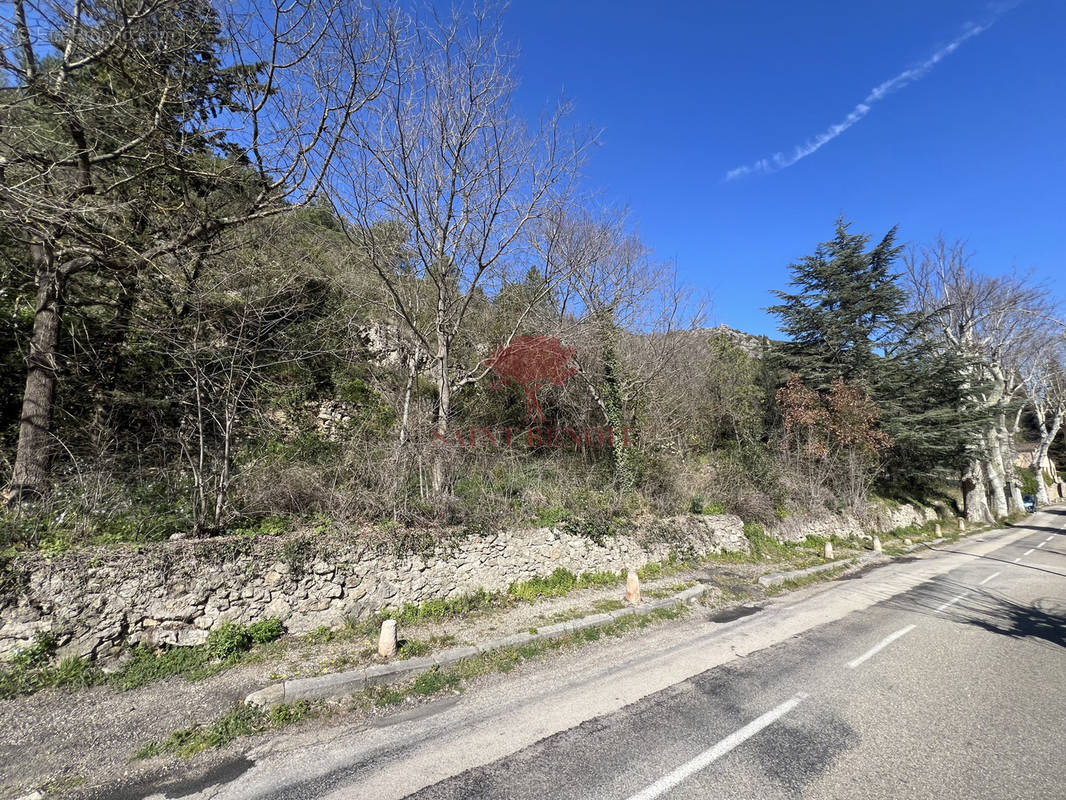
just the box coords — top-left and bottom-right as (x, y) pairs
(768, 218), (980, 493)
(768, 218), (904, 392)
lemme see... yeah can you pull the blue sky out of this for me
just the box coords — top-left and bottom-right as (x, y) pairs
(503, 0), (1065, 336)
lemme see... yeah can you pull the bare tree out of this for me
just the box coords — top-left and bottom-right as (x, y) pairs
(332, 4), (592, 493)
(905, 237), (1050, 521)
(1021, 333), (1066, 505)
(1, 0), (395, 498)
(541, 206), (703, 485)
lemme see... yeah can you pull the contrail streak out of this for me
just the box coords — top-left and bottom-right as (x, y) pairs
(725, 12), (1009, 181)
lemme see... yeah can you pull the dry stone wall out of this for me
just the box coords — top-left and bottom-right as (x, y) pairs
(0, 514), (749, 662)
(769, 502), (942, 543)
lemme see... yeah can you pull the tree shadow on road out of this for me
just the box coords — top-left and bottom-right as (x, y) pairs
(887, 581), (1066, 652)
(962, 594), (1066, 650)
(1002, 524), (1066, 535)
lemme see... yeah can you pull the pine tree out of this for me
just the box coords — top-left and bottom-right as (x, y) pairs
(768, 218), (904, 392)
(768, 218), (979, 494)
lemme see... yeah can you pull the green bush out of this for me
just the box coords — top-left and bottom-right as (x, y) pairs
(743, 522), (788, 560)
(689, 497), (727, 515)
(563, 516), (615, 545)
(508, 568), (578, 601)
(577, 570), (621, 588)
(247, 618), (285, 645)
(230, 516), (290, 538)
(205, 622), (253, 661)
(637, 561), (663, 580)
(11, 632), (57, 670)
(534, 506), (569, 527)
(0, 634), (102, 699)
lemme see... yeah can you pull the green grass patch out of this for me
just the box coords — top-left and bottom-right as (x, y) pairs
(135, 700), (320, 759)
(508, 568), (581, 601)
(742, 523), (792, 560)
(2, 618), (287, 699)
(398, 634), (457, 659)
(391, 588), (504, 623)
(578, 570), (623, 588)
(763, 564), (853, 596)
(533, 506), (570, 527)
(411, 667), (461, 695)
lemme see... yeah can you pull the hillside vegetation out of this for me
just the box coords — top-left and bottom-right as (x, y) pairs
(2, 1), (1063, 555)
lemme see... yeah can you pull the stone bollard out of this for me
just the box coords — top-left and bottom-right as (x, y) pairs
(934, 523), (942, 536)
(378, 619), (397, 658)
(958, 518), (966, 532)
(872, 536), (882, 553)
(625, 569), (641, 604)
(823, 542), (834, 560)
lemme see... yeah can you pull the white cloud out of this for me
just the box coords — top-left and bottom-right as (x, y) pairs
(725, 15), (1004, 181)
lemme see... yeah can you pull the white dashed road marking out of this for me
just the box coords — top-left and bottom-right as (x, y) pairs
(1024, 549), (1035, 556)
(978, 571), (1000, 586)
(847, 625), (917, 669)
(935, 592), (970, 613)
(1037, 542), (1046, 548)
(625, 693), (809, 800)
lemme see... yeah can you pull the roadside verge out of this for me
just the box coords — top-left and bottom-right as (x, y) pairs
(246, 585), (706, 707)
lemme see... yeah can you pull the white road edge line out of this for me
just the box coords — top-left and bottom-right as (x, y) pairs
(625, 693), (809, 800)
(935, 592), (970, 613)
(846, 624), (917, 669)
(1024, 549), (1035, 556)
(978, 571), (1001, 586)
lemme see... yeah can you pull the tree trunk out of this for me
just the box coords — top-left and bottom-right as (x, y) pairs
(984, 428), (1009, 519)
(961, 460), (994, 524)
(1033, 408), (1063, 506)
(398, 347), (420, 446)
(431, 333), (450, 495)
(997, 412), (1024, 512)
(599, 321), (633, 488)
(8, 245), (65, 498)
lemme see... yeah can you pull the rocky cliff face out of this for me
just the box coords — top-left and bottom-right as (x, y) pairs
(706, 324), (773, 356)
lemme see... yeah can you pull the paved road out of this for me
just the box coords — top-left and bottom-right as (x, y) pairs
(149, 508), (1066, 800)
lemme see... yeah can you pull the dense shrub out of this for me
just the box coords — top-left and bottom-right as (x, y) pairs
(205, 623), (253, 661)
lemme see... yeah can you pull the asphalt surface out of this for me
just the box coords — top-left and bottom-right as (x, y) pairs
(147, 508), (1066, 800)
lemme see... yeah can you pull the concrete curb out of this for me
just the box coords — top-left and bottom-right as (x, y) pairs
(902, 536), (947, 553)
(757, 557), (862, 587)
(245, 584), (708, 707)
(758, 526), (980, 588)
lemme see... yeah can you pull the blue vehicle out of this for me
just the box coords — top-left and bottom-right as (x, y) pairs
(1022, 494), (1037, 513)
